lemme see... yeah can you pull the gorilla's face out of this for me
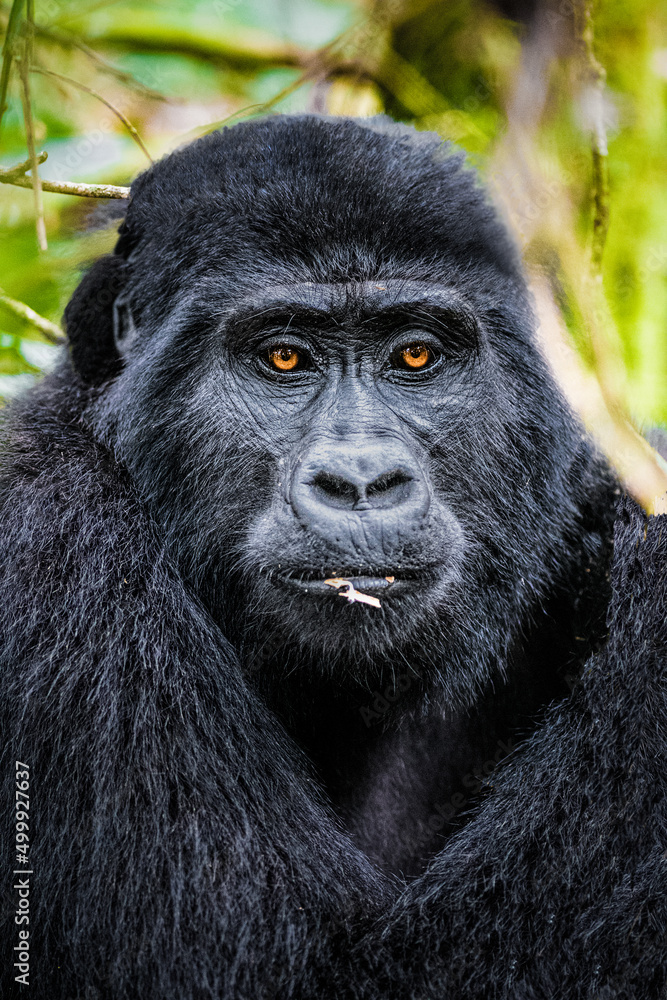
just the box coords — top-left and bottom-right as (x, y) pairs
(92, 267), (577, 701)
(221, 279), (473, 645)
(84, 118), (585, 701)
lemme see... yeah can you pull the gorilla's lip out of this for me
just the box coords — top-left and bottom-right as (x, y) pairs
(271, 569), (427, 596)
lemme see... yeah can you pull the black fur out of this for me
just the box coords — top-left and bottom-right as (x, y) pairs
(1, 115), (665, 999)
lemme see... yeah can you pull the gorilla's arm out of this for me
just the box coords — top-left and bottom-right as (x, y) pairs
(0, 372), (386, 1000)
(363, 497), (667, 1000)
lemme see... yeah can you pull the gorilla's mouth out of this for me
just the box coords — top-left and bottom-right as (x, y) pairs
(272, 568), (430, 599)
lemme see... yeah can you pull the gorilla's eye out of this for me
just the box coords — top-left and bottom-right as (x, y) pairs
(268, 345), (303, 372)
(393, 342), (435, 371)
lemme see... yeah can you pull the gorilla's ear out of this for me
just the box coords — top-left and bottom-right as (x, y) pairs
(113, 297), (139, 357)
(64, 254), (127, 384)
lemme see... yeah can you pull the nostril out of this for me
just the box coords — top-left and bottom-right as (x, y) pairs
(308, 468), (417, 511)
(311, 472), (359, 508)
(366, 469), (413, 498)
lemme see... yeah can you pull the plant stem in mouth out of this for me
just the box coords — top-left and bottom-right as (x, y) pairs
(323, 578), (382, 608)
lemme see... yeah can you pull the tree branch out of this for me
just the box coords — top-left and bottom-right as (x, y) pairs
(0, 287), (65, 343)
(0, 153), (129, 198)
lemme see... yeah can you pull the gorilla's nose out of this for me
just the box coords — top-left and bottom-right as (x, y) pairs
(310, 467), (414, 510)
(290, 438), (430, 549)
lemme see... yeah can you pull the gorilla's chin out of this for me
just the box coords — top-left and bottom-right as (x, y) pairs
(228, 561), (458, 685)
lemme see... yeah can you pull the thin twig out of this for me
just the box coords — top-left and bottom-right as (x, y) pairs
(25, 0), (34, 63)
(31, 65), (153, 163)
(0, 149), (47, 179)
(572, 2), (624, 399)
(17, 49), (47, 249)
(31, 24), (168, 101)
(579, 0), (609, 272)
(0, 287), (65, 343)
(0, 0), (27, 137)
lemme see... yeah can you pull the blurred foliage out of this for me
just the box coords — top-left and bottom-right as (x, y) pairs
(0, 0), (665, 500)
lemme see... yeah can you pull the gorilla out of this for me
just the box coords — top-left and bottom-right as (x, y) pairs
(0, 115), (665, 1000)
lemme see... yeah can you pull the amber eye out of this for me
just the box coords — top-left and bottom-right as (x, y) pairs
(397, 342), (432, 370)
(268, 345), (301, 372)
